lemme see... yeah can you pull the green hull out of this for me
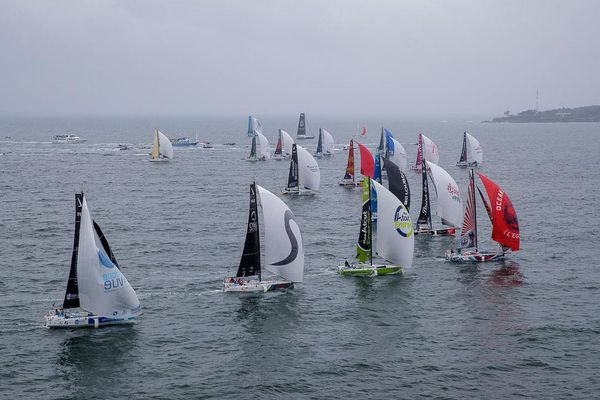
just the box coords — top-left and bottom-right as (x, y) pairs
(337, 264), (402, 277)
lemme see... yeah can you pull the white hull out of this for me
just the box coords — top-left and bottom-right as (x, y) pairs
(272, 154), (284, 160)
(414, 226), (456, 235)
(281, 187), (317, 196)
(456, 161), (478, 167)
(45, 311), (138, 329)
(296, 135), (315, 140)
(223, 278), (294, 292)
(445, 249), (505, 262)
(337, 263), (403, 277)
(149, 158), (170, 162)
(338, 178), (362, 186)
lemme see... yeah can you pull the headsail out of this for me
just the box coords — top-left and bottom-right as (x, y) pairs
(372, 180), (414, 268)
(383, 157), (410, 211)
(417, 159), (432, 228)
(343, 139), (355, 180)
(247, 116), (262, 137)
(287, 144), (299, 189)
(256, 132), (270, 159)
(466, 133), (482, 164)
(356, 177), (372, 263)
(460, 169), (477, 250)
(157, 130), (174, 159)
(357, 142), (374, 178)
(386, 134), (407, 171)
(477, 172), (520, 251)
(322, 129), (334, 155)
(237, 183), (261, 278)
(257, 184), (304, 282)
(280, 129), (294, 157)
(414, 133), (438, 169)
(77, 195), (140, 316)
(63, 193), (84, 309)
(297, 145), (320, 191)
(426, 161), (463, 227)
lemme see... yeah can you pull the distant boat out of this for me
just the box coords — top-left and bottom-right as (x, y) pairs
(338, 139), (362, 186)
(223, 142), (236, 146)
(149, 129), (174, 162)
(223, 182), (304, 292)
(118, 144), (131, 151)
(272, 129), (294, 160)
(52, 134), (87, 144)
(414, 160), (462, 235)
(282, 144), (320, 195)
(314, 128), (334, 158)
(246, 132), (269, 161)
(337, 176), (414, 276)
(456, 132), (482, 167)
(446, 170), (520, 262)
(45, 193), (141, 328)
(200, 142), (213, 148)
(295, 113), (315, 140)
(247, 116), (262, 137)
(170, 137), (199, 147)
(411, 133), (439, 171)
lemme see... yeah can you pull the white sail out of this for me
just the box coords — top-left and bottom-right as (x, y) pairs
(256, 184), (304, 282)
(248, 116), (262, 137)
(426, 161), (463, 227)
(466, 133), (482, 164)
(297, 145), (320, 191)
(322, 129), (335, 155)
(77, 197), (141, 317)
(157, 130), (174, 159)
(257, 132), (270, 159)
(421, 134), (439, 164)
(372, 180), (414, 268)
(280, 129), (294, 157)
(388, 137), (407, 171)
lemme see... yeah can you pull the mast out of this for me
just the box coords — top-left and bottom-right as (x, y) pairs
(287, 144), (299, 190)
(472, 169), (477, 248)
(459, 132), (467, 164)
(417, 158), (432, 229)
(236, 182), (261, 279)
(63, 193), (84, 309)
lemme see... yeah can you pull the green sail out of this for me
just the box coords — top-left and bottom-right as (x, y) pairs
(356, 177), (372, 263)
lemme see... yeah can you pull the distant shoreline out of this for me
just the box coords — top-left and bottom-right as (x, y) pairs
(485, 105), (600, 123)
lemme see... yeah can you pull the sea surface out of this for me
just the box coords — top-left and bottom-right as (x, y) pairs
(1, 115), (599, 399)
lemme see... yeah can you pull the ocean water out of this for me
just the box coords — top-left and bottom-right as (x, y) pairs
(1, 115), (599, 399)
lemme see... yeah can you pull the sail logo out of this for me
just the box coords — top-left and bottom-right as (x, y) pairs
(248, 210), (257, 232)
(495, 190), (504, 211)
(447, 183), (460, 202)
(271, 210), (299, 266)
(98, 251), (116, 269)
(394, 206), (413, 237)
(103, 270), (125, 291)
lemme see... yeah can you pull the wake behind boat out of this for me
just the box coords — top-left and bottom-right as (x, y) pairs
(45, 193), (141, 328)
(337, 177), (414, 276)
(445, 170), (520, 262)
(223, 182), (304, 292)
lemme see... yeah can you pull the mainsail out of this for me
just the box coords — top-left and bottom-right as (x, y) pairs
(417, 159), (432, 229)
(458, 132), (467, 164)
(249, 135), (257, 159)
(257, 184), (304, 282)
(237, 183), (261, 278)
(383, 157), (410, 211)
(377, 128), (385, 155)
(297, 113), (306, 137)
(63, 193), (84, 309)
(426, 161), (463, 228)
(247, 116), (262, 137)
(356, 177), (372, 263)
(287, 144), (299, 189)
(274, 131), (283, 157)
(460, 169), (477, 250)
(315, 128), (324, 156)
(372, 180), (414, 268)
(343, 139), (356, 180)
(151, 130), (160, 160)
(477, 172), (520, 251)
(357, 142), (374, 178)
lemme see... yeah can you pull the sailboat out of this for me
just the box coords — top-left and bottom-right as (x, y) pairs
(247, 116), (262, 137)
(456, 132), (483, 167)
(282, 144), (320, 195)
(272, 129), (294, 160)
(338, 139), (362, 186)
(384, 131), (408, 171)
(246, 132), (270, 161)
(414, 160), (462, 235)
(337, 177), (414, 276)
(314, 128), (335, 158)
(411, 133), (439, 171)
(446, 170), (520, 262)
(383, 157), (410, 211)
(149, 129), (174, 162)
(295, 113), (315, 140)
(45, 193), (141, 328)
(223, 182), (304, 292)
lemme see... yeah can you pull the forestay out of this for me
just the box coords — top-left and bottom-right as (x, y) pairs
(372, 180), (414, 268)
(426, 161), (463, 227)
(257, 185), (304, 282)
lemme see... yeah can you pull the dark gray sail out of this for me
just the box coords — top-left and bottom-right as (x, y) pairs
(383, 157), (410, 211)
(297, 113), (306, 137)
(236, 183), (261, 279)
(315, 128), (323, 155)
(249, 135), (257, 158)
(93, 220), (119, 268)
(458, 132), (467, 163)
(377, 128), (385, 155)
(287, 144), (299, 189)
(417, 160), (431, 228)
(63, 193), (83, 309)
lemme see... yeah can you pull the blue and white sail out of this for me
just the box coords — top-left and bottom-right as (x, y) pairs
(385, 130), (407, 171)
(247, 116), (263, 137)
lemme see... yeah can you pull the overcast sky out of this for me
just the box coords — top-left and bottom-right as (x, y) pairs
(1, 0), (599, 116)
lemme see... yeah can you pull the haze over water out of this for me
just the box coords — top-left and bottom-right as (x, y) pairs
(1, 115), (599, 399)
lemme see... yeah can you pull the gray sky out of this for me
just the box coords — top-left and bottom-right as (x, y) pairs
(1, 0), (599, 116)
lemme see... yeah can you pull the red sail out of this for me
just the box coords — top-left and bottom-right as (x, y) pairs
(344, 139), (355, 179)
(357, 142), (374, 178)
(274, 135), (282, 155)
(477, 172), (520, 251)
